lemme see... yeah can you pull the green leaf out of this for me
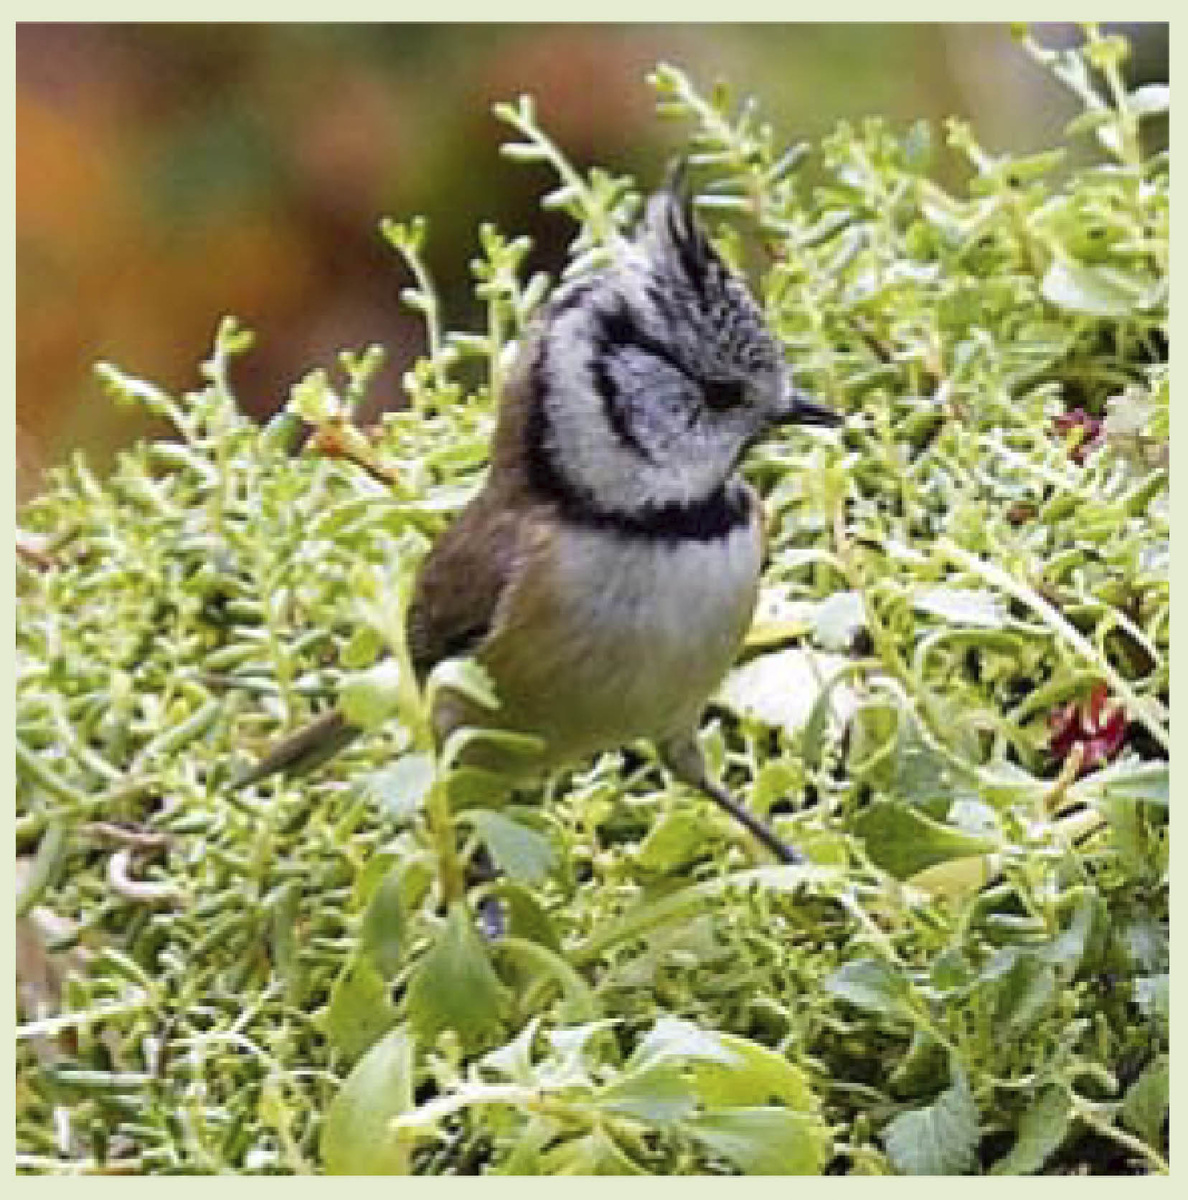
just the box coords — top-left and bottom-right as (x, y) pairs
(906, 854), (998, 900)
(845, 700), (901, 788)
(438, 724), (547, 775)
(323, 953), (398, 1062)
(1080, 758), (1169, 807)
(888, 1031), (950, 1100)
(689, 1033), (820, 1113)
(288, 369), (342, 423)
(1127, 83), (1169, 118)
(540, 1020), (619, 1089)
(259, 408), (304, 454)
(745, 584), (815, 648)
(463, 809), (557, 885)
(853, 801), (998, 880)
(685, 1106), (830, 1175)
(1098, 794), (1149, 876)
(800, 660), (866, 772)
(321, 1026), (417, 1175)
(636, 807), (715, 871)
(595, 1064), (697, 1124)
(930, 948), (975, 993)
(985, 950), (1057, 1034)
(883, 1071), (980, 1175)
(491, 1115), (560, 1175)
(625, 1016), (736, 1073)
(340, 660), (404, 729)
(824, 957), (915, 1021)
(608, 913), (728, 989)
(1041, 257), (1143, 318)
(812, 590), (866, 650)
(406, 903), (510, 1051)
(1064, 108), (1117, 140)
(892, 717), (976, 808)
(426, 656), (500, 714)
(341, 624), (384, 670)
(538, 1129), (646, 1175)
(913, 587), (1007, 629)
(358, 866), (407, 979)
(445, 765), (517, 809)
(970, 756), (1044, 799)
(1043, 889), (1108, 975)
(363, 754), (434, 825)
(1121, 1054), (1169, 1147)
(750, 758), (804, 817)
(1133, 974), (1169, 1023)
(489, 881), (563, 953)
(718, 648), (858, 736)
(1120, 915), (1168, 975)
(989, 149), (1066, 186)
(989, 1086), (1071, 1175)
(481, 1017), (542, 1084)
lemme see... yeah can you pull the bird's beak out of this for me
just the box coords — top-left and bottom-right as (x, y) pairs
(779, 385), (843, 429)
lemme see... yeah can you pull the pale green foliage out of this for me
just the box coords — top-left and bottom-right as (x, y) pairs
(17, 25), (1167, 1176)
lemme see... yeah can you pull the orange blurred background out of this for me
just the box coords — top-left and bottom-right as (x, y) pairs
(15, 23), (1168, 498)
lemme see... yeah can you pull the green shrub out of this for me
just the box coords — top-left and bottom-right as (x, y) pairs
(17, 24), (1167, 1175)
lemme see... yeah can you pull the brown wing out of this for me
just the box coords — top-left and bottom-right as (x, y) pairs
(405, 490), (535, 683)
(406, 325), (553, 683)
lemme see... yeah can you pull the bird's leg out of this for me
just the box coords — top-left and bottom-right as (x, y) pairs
(698, 775), (805, 865)
(659, 734), (806, 866)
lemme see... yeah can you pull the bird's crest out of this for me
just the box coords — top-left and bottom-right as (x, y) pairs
(642, 158), (713, 292)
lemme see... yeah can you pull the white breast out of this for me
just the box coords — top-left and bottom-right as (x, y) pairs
(481, 510), (763, 767)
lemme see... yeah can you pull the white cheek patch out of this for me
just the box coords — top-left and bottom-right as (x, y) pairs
(542, 302), (741, 513)
(548, 385), (731, 510)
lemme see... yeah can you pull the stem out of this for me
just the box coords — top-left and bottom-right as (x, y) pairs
(1041, 744), (1084, 816)
(309, 423), (404, 489)
(425, 775), (465, 906)
(1074, 1101), (1169, 1175)
(258, 568), (296, 727)
(496, 102), (622, 251)
(1085, 24), (1142, 169)
(829, 494), (958, 760)
(571, 864), (834, 966)
(658, 69), (773, 230)
(390, 1082), (542, 1134)
(488, 294), (505, 407)
(377, 560), (463, 906)
(405, 252), (446, 391)
(15, 1155), (144, 1175)
(830, 498), (908, 686)
(493, 936), (600, 1021)
(17, 992), (154, 1041)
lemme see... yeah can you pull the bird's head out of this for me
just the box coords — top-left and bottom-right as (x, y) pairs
(520, 167), (840, 526)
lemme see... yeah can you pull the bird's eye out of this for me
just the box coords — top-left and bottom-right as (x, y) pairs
(703, 378), (746, 409)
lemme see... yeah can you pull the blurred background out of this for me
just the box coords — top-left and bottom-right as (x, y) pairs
(15, 22), (1168, 499)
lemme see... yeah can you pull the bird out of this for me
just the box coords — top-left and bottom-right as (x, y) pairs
(237, 167), (841, 867)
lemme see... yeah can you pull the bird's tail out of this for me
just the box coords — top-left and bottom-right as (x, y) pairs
(233, 710), (363, 789)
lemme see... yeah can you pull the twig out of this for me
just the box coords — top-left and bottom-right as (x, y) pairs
(83, 822), (172, 851)
(107, 850), (184, 907)
(309, 423), (404, 488)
